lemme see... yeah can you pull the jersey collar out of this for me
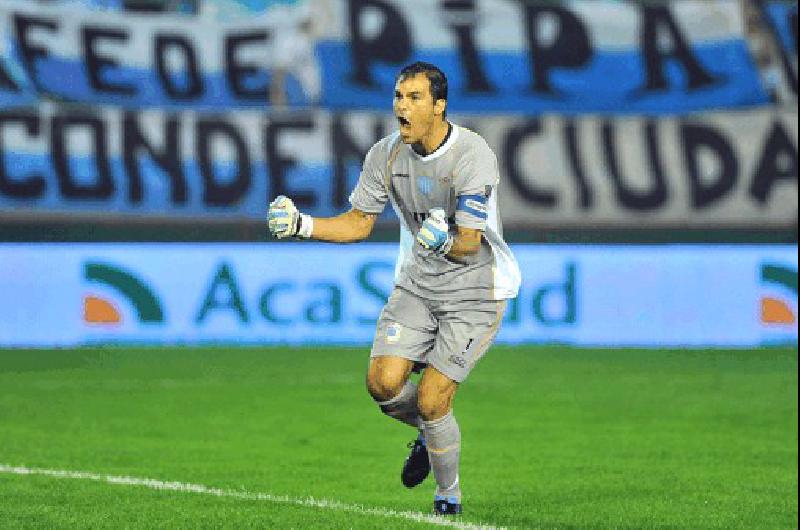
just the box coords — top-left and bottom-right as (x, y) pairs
(407, 123), (460, 162)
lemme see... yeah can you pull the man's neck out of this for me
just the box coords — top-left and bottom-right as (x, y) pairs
(413, 120), (451, 156)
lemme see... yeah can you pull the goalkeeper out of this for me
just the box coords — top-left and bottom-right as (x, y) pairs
(267, 62), (520, 516)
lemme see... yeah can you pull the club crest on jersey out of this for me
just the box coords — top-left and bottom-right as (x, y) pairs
(386, 323), (403, 344)
(417, 175), (433, 196)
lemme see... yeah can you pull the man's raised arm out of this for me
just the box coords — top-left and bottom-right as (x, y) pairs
(268, 195), (377, 243)
(416, 208), (482, 263)
(447, 225), (482, 261)
(311, 209), (378, 242)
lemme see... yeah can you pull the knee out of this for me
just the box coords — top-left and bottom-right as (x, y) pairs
(417, 388), (451, 421)
(366, 364), (407, 402)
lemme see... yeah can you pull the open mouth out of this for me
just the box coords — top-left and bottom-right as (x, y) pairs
(397, 116), (411, 127)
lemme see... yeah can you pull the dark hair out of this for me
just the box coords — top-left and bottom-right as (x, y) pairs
(397, 61), (448, 110)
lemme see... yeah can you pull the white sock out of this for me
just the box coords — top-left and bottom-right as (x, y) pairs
(377, 381), (422, 429)
(423, 411), (461, 501)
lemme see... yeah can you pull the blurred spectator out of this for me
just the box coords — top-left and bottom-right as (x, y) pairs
(269, 1), (323, 107)
(201, 0), (323, 107)
(742, 0), (794, 105)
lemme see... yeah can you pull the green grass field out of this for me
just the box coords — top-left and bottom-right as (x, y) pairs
(0, 346), (797, 529)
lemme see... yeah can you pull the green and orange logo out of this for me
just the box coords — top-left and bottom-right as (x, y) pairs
(83, 262), (164, 326)
(760, 263), (797, 326)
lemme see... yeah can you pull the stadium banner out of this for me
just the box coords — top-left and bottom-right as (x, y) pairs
(0, 105), (795, 227)
(0, 35), (35, 107)
(318, 0), (770, 113)
(0, 243), (796, 348)
(0, 0), (775, 113)
(486, 109), (798, 227)
(0, 0), (317, 109)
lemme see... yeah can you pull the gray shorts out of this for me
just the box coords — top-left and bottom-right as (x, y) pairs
(370, 287), (507, 383)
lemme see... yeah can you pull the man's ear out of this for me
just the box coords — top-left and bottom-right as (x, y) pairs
(434, 99), (447, 117)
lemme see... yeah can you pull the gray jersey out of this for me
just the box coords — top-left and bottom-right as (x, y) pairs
(349, 124), (520, 301)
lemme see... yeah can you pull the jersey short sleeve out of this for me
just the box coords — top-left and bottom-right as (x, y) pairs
(454, 138), (498, 230)
(349, 142), (389, 214)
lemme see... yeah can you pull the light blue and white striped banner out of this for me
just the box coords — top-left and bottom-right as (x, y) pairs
(0, 0), (788, 113)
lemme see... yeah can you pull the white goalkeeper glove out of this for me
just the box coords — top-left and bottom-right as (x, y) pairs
(416, 208), (453, 255)
(268, 195), (314, 239)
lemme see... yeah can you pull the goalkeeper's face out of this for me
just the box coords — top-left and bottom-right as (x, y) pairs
(393, 74), (446, 145)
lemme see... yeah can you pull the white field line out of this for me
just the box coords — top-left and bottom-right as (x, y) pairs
(0, 464), (504, 530)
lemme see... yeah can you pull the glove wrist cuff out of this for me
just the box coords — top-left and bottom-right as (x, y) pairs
(297, 213), (314, 239)
(434, 235), (454, 256)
